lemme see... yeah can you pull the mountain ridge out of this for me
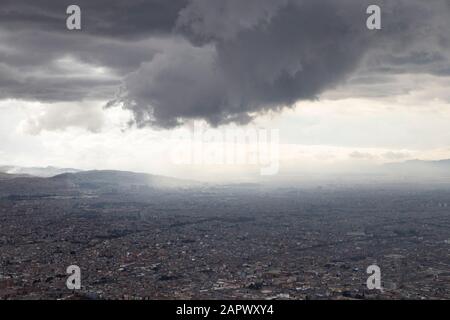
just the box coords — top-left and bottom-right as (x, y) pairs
(0, 165), (80, 178)
(0, 169), (201, 198)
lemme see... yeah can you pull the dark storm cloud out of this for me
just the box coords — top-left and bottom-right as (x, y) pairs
(115, 0), (378, 127)
(0, 0), (190, 102)
(0, 29), (186, 101)
(0, 0), (188, 39)
(0, 0), (449, 128)
(114, 0), (450, 128)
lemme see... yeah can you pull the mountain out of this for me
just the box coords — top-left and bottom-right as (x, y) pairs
(0, 172), (17, 180)
(0, 176), (72, 197)
(0, 165), (80, 178)
(383, 159), (450, 176)
(0, 170), (200, 198)
(52, 170), (197, 189)
(0, 171), (32, 180)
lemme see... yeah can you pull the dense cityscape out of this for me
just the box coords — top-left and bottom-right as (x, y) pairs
(0, 170), (448, 300)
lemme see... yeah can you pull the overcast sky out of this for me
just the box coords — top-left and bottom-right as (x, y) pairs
(1, 0), (450, 180)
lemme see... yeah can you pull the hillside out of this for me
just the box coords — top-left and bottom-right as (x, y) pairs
(0, 169), (199, 198)
(52, 170), (198, 189)
(383, 159), (450, 176)
(0, 165), (80, 177)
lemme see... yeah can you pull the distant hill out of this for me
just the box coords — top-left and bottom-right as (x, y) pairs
(383, 159), (450, 176)
(0, 176), (72, 197)
(0, 172), (16, 180)
(52, 170), (197, 190)
(0, 165), (80, 177)
(0, 169), (200, 198)
(0, 171), (32, 180)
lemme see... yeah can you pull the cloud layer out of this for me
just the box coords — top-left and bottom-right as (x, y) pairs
(0, 0), (449, 129)
(116, 0), (373, 127)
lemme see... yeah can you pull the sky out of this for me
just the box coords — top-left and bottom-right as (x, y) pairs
(0, 0), (450, 181)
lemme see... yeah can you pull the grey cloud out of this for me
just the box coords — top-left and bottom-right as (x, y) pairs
(0, 0), (190, 103)
(349, 151), (411, 161)
(335, 0), (450, 97)
(116, 0), (374, 127)
(3, 76), (120, 103)
(0, 0), (449, 130)
(114, 41), (232, 128)
(115, 0), (450, 128)
(0, 0), (188, 39)
(0, 29), (186, 101)
(349, 151), (377, 160)
(382, 151), (411, 161)
(176, 0), (290, 43)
